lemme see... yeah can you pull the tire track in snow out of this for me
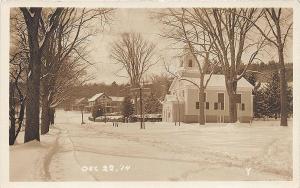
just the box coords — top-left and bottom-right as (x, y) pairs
(68, 135), (100, 181)
(91, 127), (292, 179)
(70, 128), (246, 180)
(242, 137), (292, 179)
(52, 123), (291, 180)
(53, 125), (100, 181)
(39, 126), (61, 181)
(71, 145), (201, 164)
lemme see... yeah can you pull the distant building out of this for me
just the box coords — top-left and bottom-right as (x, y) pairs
(85, 93), (111, 112)
(110, 97), (125, 114)
(162, 51), (254, 123)
(85, 92), (124, 114)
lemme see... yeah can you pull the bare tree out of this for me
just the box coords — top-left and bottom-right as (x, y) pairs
(20, 8), (63, 142)
(9, 10), (30, 145)
(235, 8), (292, 126)
(40, 8), (113, 134)
(110, 32), (157, 113)
(9, 53), (27, 145)
(157, 8), (220, 125)
(187, 8), (266, 123)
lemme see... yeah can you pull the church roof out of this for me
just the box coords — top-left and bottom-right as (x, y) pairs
(170, 74), (254, 91)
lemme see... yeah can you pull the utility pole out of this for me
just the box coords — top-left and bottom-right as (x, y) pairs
(80, 105), (85, 125)
(139, 87), (144, 129)
(104, 101), (107, 123)
(131, 85), (150, 129)
(176, 94), (181, 126)
(198, 92), (201, 126)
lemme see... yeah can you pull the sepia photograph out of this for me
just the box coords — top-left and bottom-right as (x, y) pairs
(1, 1), (298, 186)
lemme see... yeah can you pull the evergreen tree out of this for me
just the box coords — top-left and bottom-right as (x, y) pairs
(144, 92), (162, 114)
(92, 104), (104, 121)
(253, 72), (293, 119)
(244, 72), (267, 118)
(286, 86), (293, 117)
(265, 72), (281, 119)
(122, 96), (134, 119)
(254, 88), (269, 118)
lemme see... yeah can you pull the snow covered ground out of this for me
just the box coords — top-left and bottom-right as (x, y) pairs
(10, 110), (293, 181)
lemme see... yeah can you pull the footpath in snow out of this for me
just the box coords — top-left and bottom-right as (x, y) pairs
(10, 110), (293, 181)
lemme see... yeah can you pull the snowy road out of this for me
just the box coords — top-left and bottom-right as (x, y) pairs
(10, 110), (293, 181)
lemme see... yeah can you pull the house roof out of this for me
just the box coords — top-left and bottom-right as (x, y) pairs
(88, 93), (105, 102)
(74, 97), (86, 105)
(171, 74), (254, 90)
(110, 96), (125, 102)
(164, 94), (184, 103)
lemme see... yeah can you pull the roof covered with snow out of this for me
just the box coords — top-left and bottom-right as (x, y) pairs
(110, 96), (125, 102)
(171, 74), (254, 90)
(164, 94), (184, 103)
(74, 97), (86, 105)
(88, 93), (105, 102)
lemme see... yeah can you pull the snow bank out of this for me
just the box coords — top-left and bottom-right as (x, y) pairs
(10, 128), (61, 181)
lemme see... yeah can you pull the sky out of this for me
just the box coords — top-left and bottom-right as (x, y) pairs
(87, 9), (175, 84)
(86, 9), (293, 85)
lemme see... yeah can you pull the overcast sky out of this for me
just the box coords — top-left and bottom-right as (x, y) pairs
(87, 9), (173, 84)
(87, 9), (293, 85)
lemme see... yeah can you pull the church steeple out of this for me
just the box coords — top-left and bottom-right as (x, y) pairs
(177, 48), (200, 77)
(179, 48), (197, 69)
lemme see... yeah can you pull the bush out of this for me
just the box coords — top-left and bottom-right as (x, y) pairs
(122, 96), (134, 118)
(91, 105), (104, 121)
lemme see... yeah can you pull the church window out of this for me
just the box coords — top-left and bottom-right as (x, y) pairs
(188, 59), (193, 67)
(196, 102), (200, 109)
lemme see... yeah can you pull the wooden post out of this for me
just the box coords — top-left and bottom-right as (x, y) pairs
(139, 86), (144, 129)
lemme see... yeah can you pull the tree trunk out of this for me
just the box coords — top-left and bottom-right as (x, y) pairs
(198, 80), (205, 125)
(21, 8), (62, 142)
(9, 86), (16, 145)
(41, 88), (51, 135)
(24, 30), (42, 142)
(9, 82), (26, 145)
(227, 82), (238, 123)
(50, 108), (55, 125)
(9, 121), (16, 145)
(15, 98), (26, 142)
(25, 54), (41, 142)
(278, 47), (288, 126)
(23, 9), (42, 143)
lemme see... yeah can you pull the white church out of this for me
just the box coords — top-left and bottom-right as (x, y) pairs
(162, 52), (254, 123)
